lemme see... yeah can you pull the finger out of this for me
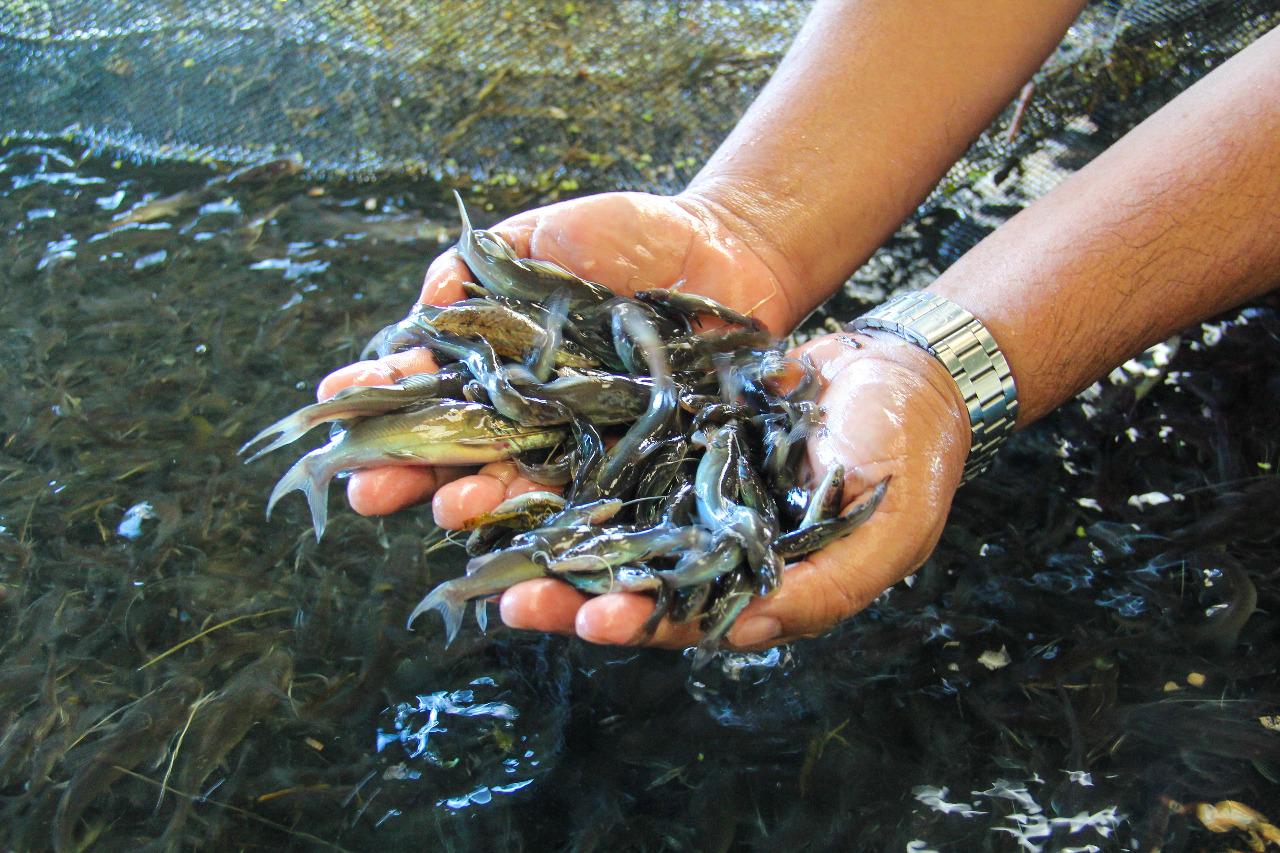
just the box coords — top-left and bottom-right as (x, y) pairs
(431, 473), (508, 530)
(477, 461), (518, 486)
(316, 348), (439, 401)
(420, 249), (471, 306)
(639, 610), (705, 650)
(500, 578), (588, 635)
(573, 593), (702, 649)
(347, 466), (440, 516)
(503, 476), (561, 499)
(728, 483), (942, 646)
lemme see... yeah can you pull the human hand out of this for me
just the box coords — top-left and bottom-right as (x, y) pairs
(497, 329), (972, 649)
(316, 191), (797, 544)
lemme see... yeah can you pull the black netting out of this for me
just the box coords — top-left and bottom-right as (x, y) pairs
(4, 0), (1277, 201)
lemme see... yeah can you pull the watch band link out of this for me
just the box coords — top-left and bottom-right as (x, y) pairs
(846, 291), (1018, 483)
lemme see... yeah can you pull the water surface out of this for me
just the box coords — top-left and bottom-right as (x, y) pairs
(1, 140), (1278, 851)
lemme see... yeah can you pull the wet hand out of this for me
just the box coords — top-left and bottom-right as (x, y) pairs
(319, 191), (794, 533)
(499, 331), (972, 650)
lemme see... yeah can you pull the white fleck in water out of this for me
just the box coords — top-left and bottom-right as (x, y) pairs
(974, 780), (1042, 814)
(912, 786), (985, 818)
(250, 257), (331, 280)
(1050, 807), (1122, 836)
(977, 646), (1010, 670)
(37, 236), (77, 270)
(116, 501), (156, 540)
(198, 197), (241, 216)
(96, 189), (126, 210)
(134, 250), (167, 270)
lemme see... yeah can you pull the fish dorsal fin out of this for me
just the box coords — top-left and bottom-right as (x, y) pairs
(452, 189), (472, 237)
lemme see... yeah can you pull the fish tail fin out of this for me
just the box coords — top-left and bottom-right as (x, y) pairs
(406, 581), (468, 646)
(239, 404), (332, 463)
(691, 639), (720, 671)
(265, 445), (336, 540)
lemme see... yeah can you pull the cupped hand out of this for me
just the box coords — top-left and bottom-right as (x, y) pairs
(317, 191), (797, 541)
(500, 330), (973, 649)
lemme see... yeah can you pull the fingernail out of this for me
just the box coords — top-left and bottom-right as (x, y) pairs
(729, 616), (781, 647)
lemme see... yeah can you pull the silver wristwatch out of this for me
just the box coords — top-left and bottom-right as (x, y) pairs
(846, 291), (1018, 483)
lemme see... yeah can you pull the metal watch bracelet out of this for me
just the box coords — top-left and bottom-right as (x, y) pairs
(845, 291), (1018, 483)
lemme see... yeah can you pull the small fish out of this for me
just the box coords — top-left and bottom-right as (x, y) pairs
(539, 497), (625, 529)
(635, 288), (764, 332)
(407, 549), (545, 643)
(632, 435), (691, 525)
(773, 477), (890, 560)
(405, 322), (568, 425)
(458, 490), (567, 532)
(692, 571), (755, 669)
(454, 191), (614, 309)
(238, 367), (468, 462)
(801, 466), (846, 528)
(667, 328), (774, 372)
(549, 524), (710, 574)
(161, 651), (293, 843)
(592, 302), (679, 495)
(527, 293), (571, 381)
(564, 565), (663, 595)
(763, 401), (820, 496)
(362, 299), (598, 367)
(658, 536), (742, 589)
(53, 677), (203, 853)
(694, 423), (781, 593)
(108, 158), (302, 230)
(267, 402), (567, 539)
(539, 373), (651, 426)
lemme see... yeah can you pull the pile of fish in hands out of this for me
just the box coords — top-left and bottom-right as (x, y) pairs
(242, 193), (888, 668)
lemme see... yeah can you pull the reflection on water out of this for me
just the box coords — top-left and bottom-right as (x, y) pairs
(1, 140), (1278, 850)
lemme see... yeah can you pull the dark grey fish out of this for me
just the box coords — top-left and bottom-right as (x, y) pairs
(453, 191), (614, 308)
(239, 367), (468, 462)
(773, 477), (890, 560)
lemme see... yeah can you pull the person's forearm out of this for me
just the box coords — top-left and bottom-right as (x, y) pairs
(682, 0), (1084, 324)
(929, 25), (1280, 425)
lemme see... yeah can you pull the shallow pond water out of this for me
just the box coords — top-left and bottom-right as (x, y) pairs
(1, 139), (1278, 851)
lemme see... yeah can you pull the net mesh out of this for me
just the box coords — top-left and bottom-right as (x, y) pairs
(3, 0), (1278, 202)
